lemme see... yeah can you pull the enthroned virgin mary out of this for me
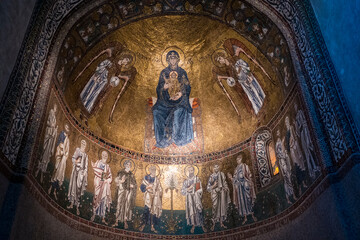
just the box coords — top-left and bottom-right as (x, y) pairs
(152, 50), (193, 148)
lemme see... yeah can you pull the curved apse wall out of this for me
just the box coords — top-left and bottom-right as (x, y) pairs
(1, 0), (358, 239)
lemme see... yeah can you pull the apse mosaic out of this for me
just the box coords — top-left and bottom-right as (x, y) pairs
(29, 0), (324, 237)
(31, 82), (322, 236)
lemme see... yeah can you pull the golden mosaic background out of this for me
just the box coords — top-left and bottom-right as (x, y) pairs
(64, 15), (284, 154)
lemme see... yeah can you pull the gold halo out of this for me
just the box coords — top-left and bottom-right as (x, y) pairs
(209, 162), (222, 173)
(76, 136), (90, 153)
(184, 164), (199, 178)
(98, 149), (111, 163)
(145, 164), (161, 177)
(120, 158), (136, 173)
(161, 46), (185, 67)
(118, 50), (136, 68)
(211, 48), (229, 68)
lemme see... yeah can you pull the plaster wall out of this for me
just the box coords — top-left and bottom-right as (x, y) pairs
(310, 0), (360, 130)
(0, 0), (37, 100)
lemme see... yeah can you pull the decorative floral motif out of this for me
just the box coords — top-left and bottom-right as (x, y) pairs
(262, 0), (347, 162)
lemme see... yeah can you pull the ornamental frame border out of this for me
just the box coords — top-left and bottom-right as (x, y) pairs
(0, 0), (358, 174)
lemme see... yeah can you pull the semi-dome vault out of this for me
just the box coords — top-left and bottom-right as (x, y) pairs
(0, 0), (359, 239)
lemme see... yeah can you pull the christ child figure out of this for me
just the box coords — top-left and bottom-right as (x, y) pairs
(163, 71), (181, 100)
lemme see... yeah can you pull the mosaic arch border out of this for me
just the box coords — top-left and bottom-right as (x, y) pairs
(0, 0), (359, 237)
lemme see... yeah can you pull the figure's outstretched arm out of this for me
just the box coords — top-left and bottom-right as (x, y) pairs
(109, 75), (130, 123)
(73, 48), (113, 82)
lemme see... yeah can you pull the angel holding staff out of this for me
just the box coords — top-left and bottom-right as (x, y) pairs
(212, 38), (273, 120)
(74, 44), (137, 123)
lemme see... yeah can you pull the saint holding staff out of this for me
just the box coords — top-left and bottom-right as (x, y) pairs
(90, 150), (112, 223)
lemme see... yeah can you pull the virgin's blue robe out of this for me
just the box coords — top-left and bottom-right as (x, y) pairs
(152, 66), (193, 148)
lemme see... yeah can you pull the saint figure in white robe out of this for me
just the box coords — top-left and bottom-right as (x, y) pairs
(67, 140), (88, 215)
(36, 104), (58, 182)
(207, 164), (231, 230)
(90, 150), (112, 223)
(139, 165), (162, 233)
(227, 155), (257, 224)
(48, 124), (70, 200)
(285, 116), (308, 192)
(113, 160), (137, 229)
(285, 116), (305, 170)
(276, 131), (297, 204)
(295, 106), (319, 179)
(181, 166), (207, 233)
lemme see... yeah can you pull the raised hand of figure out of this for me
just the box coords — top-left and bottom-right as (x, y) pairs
(91, 161), (96, 168)
(187, 184), (194, 192)
(146, 184), (154, 190)
(130, 184), (134, 189)
(233, 45), (242, 56)
(119, 75), (129, 82)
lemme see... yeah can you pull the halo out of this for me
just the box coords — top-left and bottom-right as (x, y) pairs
(209, 161), (222, 173)
(161, 46), (185, 67)
(184, 164), (199, 178)
(120, 158), (136, 173)
(117, 50), (136, 68)
(98, 149), (111, 163)
(211, 48), (229, 68)
(145, 164), (161, 177)
(76, 136), (90, 153)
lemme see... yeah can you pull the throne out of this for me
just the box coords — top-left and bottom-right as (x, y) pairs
(144, 97), (204, 155)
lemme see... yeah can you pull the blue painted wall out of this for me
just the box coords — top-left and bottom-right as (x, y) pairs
(310, 0), (360, 131)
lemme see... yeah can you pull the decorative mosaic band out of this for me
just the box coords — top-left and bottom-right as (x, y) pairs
(260, 0), (348, 162)
(2, 0), (83, 164)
